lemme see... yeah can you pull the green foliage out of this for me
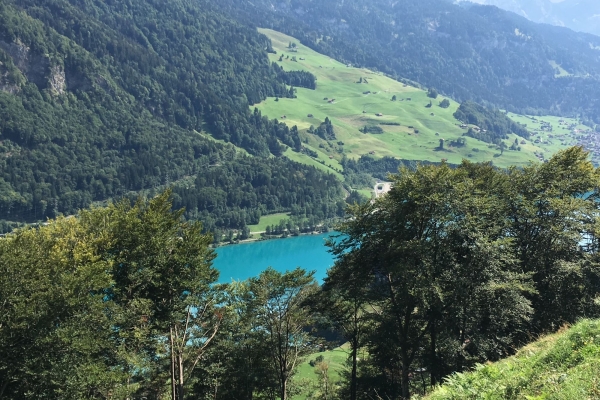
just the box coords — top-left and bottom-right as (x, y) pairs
(184, 269), (323, 399)
(274, 63), (318, 89)
(328, 147), (600, 399)
(427, 319), (600, 400)
(0, 191), (220, 399)
(173, 154), (345, 232)
(439, 99), (451, 109)
(311, 117), (336, 140)
(248, 268), (318, 400)
(454, 101), (530, 144)
(359, 125), (384, 134)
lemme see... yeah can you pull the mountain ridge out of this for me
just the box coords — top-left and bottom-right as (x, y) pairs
(214, 0), (600, 123)
(458, 0), (600, 37)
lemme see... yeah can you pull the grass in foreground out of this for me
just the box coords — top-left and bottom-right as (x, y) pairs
(426, 319), (600, 400)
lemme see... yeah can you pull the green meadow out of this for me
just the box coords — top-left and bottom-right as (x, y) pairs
(256, 29), (580, 170)
(292, 345), (351, 400)
(247, 212), (291, 233)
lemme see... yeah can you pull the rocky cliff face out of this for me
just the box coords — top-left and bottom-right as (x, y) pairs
(0, 38), (65, 94)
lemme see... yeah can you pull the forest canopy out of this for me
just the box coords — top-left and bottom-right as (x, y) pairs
(2, 147), (600, 399)
(0, 0), (336, 230)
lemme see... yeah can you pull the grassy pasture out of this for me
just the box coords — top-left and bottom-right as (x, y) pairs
(256, 29), (579, 170)
(247, 212), (290, 233)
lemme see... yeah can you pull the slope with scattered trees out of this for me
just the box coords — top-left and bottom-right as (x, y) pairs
(214, 0), (600, 124)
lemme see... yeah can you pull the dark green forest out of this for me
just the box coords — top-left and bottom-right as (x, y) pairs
(2, 148), (600, 399)
(214, 0), (600, 125)
(0, 0), (341, 230)
(454, 101), (530, 144)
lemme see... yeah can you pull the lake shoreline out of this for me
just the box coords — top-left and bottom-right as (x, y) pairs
(213, 231), (339, 283)
(212, 229), (335, 248)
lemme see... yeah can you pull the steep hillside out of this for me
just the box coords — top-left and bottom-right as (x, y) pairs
(427, 319), (600, 399)
(0, 0), (344, 229)
(461, 0), (600, 37)
(256, 29), (584, 170)
(215, 0), (600, 123)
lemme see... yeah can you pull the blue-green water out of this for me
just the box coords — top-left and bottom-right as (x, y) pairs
(213, 233), (337, 283)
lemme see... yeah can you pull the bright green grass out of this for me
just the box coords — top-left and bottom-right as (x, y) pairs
(255, 29), (577, 169)
(426, 319), (600, 400)
(357, 189), (374, 199)
(293, 345), (351, 400)
(247, 212), (290, 233)
(548, 60), (572, 78)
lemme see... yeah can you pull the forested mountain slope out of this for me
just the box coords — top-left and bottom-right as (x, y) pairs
(0, 0), (344, 228)
(461, 0), (600, 37)
(215, 0), (600, 123)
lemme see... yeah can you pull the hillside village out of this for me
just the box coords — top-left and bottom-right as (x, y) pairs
(519, 115), (600, 164)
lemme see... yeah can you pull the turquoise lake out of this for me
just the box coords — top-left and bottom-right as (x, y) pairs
(213, 232), (338, 283)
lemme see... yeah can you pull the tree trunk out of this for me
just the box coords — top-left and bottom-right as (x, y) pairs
(430, 321), (437, 387)
(281, 376), (287, 400)
(170, 328), (177, 400)
(0, 380), (8, 400)
(401, 350), (411, 400)
(178, 354), (185, 400)
(350, 337), (358, 400)
(457, 307), (467, 372)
